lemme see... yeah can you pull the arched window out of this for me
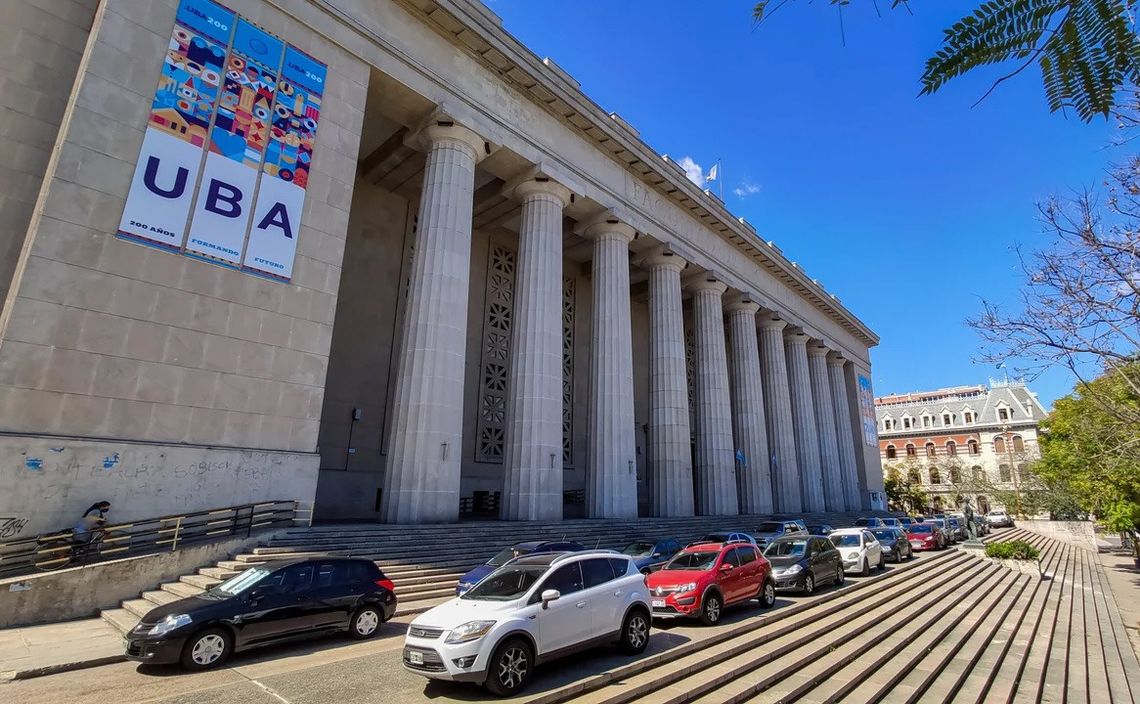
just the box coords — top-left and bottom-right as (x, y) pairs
(994, 436), (1006, 454)
(930, 468), (942, 484)
(1012, 435), (1025, 453)
(999, 464), (1012, 482)
(972, 466), (984, 481)
(925, 442), (936, 457)
(932, 495), (944, 510)
(950, 467), (962, 483)
(946, 441), (957, 456)
(886, 445), (897, 459)
(968, 440), (979, 455)
(906, 443), (916, 457)
(908, 469), (921, 484)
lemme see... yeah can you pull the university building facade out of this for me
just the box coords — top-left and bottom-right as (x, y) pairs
(0, 0), (883, 535)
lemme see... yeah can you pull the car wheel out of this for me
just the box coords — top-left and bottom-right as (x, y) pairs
(180, 627), (232, 671)
(484, 637), (533, 696)
(859, 558), (870, 577)
(835, 563), (845, 586)
(802, 574), (815, 595)
(619, 609), (650, 654)
(699, 592), (723, 626)
(349, 605), (383, 639)
(758, 580), (776, 609)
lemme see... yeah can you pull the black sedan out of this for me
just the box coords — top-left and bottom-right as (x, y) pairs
(763, 536), (844, 594)
(872, 528), (913, 562)
(124, 557), (397, 670)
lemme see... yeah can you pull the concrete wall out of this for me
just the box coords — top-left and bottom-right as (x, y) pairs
(1020, 519), (1099, 551)
(0, 531), (282, 628)
(0, 0), (98, 305)
(0, 436), (318, 536)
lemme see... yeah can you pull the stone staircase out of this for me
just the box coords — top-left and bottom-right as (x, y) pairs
(100, 512), (875, 635)
(515, 527), (1140, 704)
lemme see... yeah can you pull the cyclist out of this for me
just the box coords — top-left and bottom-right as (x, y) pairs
(72, 501), (111, 548)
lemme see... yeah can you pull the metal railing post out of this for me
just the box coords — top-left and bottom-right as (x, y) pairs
(171, 517), (182, 552)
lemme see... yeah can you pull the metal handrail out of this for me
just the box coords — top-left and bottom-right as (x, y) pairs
(0, 500), (302, 578)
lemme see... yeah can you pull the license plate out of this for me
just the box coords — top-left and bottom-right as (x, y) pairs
(652, 598), (666, 608)
(409, 651), (424, 665)
(910, 541), (922, 547)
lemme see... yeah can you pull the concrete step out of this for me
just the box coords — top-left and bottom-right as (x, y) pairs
(101, 607), (139, 635)
(199, 566), (239, 580)
(394, 595), (450, 618)
(122, 598), (158, 620)
(140, 589), (181, 608)
(160, 580), (204, 598)
(396, 585), (458, 602)
(180, 573), (221, 589)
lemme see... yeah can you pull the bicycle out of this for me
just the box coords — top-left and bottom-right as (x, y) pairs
(33, 527), (118, 571)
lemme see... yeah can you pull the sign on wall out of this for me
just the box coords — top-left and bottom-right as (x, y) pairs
(115, 0), (326, 283)
(857, 374), (878, 447)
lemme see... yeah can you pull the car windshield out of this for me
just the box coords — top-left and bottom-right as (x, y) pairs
(831, 534), (861, 548)
(621, 541), (656, 557)
(487, 546), (530, 567)
(988, 511), (1005, 516)
(664, 551), (719, 570)
(854, 519), (872, 526)
(930, 520), (946, 528)
(908, 524), (933, 534)
(702, 533), (730, 542)
(872, 530), (894, 541)
(209, 567), (271, 596)
(461, 565), (548, 600)
(757, 522), (783, 533)
(764, 539), (807, 557)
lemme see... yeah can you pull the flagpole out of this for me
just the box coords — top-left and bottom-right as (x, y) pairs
(718, 158), (723, 200)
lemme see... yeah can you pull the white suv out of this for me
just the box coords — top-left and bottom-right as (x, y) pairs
(403, 550), (651, 696)
(829, 528), (884, 576)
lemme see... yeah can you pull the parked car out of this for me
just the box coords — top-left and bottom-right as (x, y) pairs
(688, 531), (756, 547)
(896, 516), (917, 530)
(905, 522), (947, 551)
(872, 528), (913, 562)
(646, 541), (775, 625)
(791, 519), (809, 532)
(986, 510), (1014, 528)
(829, 529), (884, 576)
(927, 519), (956, 544)
(945, 516), (966, 541)
(879, 517), (902, 528)
(124, 557), (397, 670)
(764, 535), (844, 594)
(805, 524), (834, 536)
(853, 517), (887, 529)
(620, 538), (683, 573)
(404, 550), (650, 696)
(456, 540), (586, 595)
(753, 520), (807, 547)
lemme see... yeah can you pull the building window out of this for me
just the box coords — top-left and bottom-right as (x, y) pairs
(946, 441), (957, 456)
(883, 418), (893, 431)
(930, 468), (942, 484)
(999, 464), (1012, 482)
(942, 413), (952, 426)
(950, 467), (962, 483)
(972, 466), (984, 481)
(998, 407), (1010, 421)
(908, 469), (921, 484)
(993, 436), (1006, 454)
(922, 415), (932, 428)
(1012, 435), (1024, 453)
(925, 442), (936, 457)
(886, 445), (897, 459)
(906, 443), (916, 457)
(903, 417), (912, 430)
(1017, 462), (1029, 481)
(968, 439), (979, 455)
(963, 411), (974, 424)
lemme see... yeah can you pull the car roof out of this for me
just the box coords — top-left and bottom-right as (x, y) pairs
(829, 527), (866, 534)
(510, 552), (566, 566)
(256, 556), (367, 571)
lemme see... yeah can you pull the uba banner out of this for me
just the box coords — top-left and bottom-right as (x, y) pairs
(116, 0), (326, 283)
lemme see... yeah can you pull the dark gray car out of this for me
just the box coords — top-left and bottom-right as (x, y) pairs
(754, 520), (807, 548)
(872, 528), (912, 562)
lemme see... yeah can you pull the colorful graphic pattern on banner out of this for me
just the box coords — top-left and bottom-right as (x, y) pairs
(116, 1), (325, 283)
(117, 0), (234, 251)
(243, 46), (327, 281)
(858, 374), (878, 447)
(184, 18), (284, 266)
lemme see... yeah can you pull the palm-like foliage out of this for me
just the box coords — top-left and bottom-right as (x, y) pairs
(753, 0), (1140, 121)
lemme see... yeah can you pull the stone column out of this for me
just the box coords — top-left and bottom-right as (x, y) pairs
(643, 248), (695, 517)
(383, 120), (485, 523)
(500, 176), (571, 521)
(784, 330), (825, 512)
(808, 343), (844, 512)
(690, 279), (739, 516)
(726, 295), (774, 515)
(828, 353), (863, 511)
(758, 316), (800, 512)
(584, 218), (638, 518)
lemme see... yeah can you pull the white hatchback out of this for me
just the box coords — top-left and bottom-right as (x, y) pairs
(403, 550), (651, 696)
(829, 528), (884, 576)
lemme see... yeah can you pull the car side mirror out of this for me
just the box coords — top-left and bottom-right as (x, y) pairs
(652, 552), (662, 558)
(719, 563), (734, 572)
(540, 589), (560, 609)
(247, 588), (265, 605)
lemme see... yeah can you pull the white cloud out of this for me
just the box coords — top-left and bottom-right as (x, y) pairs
(732, 181), (762, 198)
(677, 156), (705, 187)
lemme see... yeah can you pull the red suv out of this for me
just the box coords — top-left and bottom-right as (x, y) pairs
(645, 542), (775, 625)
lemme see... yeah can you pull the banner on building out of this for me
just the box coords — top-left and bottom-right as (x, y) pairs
(117, 0), (234, 251)
(857, 374), (878, 447)
(243, 46), (327, 281)
(116, 1), (324, 284)
(185, 18), (285, 266)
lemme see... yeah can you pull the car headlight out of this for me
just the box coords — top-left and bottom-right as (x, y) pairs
(784, 564), (803, 575)
(845, 552), (860, 561)
(676, 582), (698, 593)
(445, 620), (496, 644)
(148, 613), (192, 636)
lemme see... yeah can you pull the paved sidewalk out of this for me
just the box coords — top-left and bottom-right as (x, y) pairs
(0, 617), (124, 681)
(1098, 550), (1140, 662)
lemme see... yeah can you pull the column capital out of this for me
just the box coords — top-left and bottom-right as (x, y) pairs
(408, 111), (488, 163)
(725, 293), (760, 315)
(688, 277), (727, 296)
(638, 245), (687, 272)
(784, 328), (810, 346)
(503, 168), (572, 206)
(826, 351), (847, 367)
(758, 315), (787, 331)
(807, 341), (830, 358)
(582, 212), (636, 243)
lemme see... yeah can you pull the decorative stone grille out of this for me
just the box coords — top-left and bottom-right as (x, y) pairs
(475, 244), (516, 462)
(562, 277), (575, 466)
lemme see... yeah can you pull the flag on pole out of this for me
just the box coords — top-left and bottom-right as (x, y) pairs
(706, 163), (718, 182)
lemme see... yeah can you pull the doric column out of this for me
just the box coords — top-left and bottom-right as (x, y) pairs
(643, 247), (695, 517)
(828, 353), (863, 511)
(500, 175), (571, 521)
(784, 330), (825, 512)
(758, 316), (800, 512)
(584, 217), (638, 518)
(725, 295), (774, 515)
(808, 342), (844, 512)
(383, 119), (486, 523)
(690, 278), (739, 516)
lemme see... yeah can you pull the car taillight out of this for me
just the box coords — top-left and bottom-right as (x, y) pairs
(376, 578), (396, 592)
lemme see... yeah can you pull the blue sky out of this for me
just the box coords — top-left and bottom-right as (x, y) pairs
(487, 0), (1118, 408)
